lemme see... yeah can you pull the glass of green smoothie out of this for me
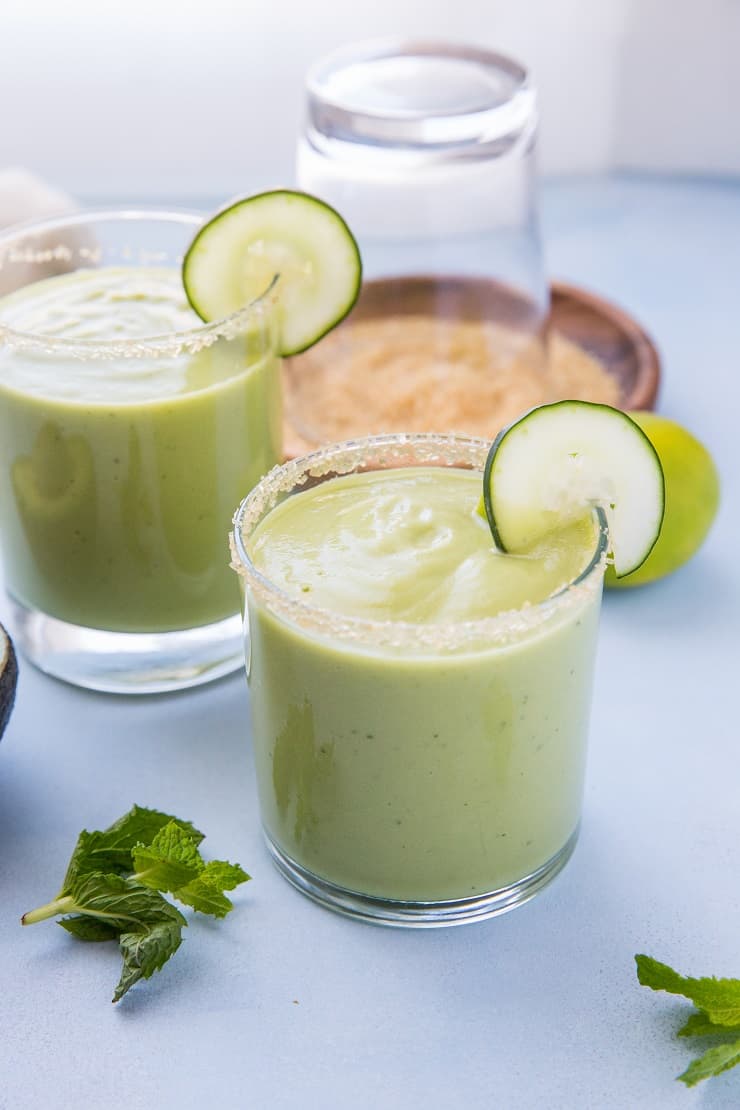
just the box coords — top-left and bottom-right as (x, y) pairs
(0, 210), (282, 693)
(231, 433), (610, 926)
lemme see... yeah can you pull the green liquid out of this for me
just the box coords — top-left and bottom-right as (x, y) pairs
(246, 467), (604, 903)
(0, 267), (281, 632)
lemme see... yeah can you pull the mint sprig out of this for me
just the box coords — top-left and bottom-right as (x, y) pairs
(22, 805), (249, 1002)
(636, 954), (740, 1087)
(132, 821), (249, 917)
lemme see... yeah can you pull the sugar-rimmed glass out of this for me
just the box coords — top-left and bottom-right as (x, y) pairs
(0, 209), (281, 693)
(232, 434), (608, 926)
(288, 40), (548, 450)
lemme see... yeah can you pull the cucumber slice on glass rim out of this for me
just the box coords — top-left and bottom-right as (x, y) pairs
(182, 190), (362, 356)
(482, 400), (665, 578)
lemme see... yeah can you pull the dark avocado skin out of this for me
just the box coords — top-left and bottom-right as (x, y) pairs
(0, 625), (18, 740)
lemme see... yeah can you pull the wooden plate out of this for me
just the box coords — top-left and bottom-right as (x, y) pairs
(283, 276), (661, 457)
(550, 281), (660, 410)
(316, 275), (661, 410)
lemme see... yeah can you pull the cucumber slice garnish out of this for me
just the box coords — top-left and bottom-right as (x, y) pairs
(483, 400), (665, 578)
(182, 190), (362, 356)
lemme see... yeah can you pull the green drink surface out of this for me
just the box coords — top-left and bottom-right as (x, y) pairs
(248, 467), (599, 624)
(245, 466), (604, 903)
(0, 266), (281, 632)
(0, 268), (198, 339)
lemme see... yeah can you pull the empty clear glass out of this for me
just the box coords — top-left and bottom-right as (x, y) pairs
(288, 39), (549, 452)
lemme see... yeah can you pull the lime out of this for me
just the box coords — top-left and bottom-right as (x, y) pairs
(605, 411), (719, 588)
(482, 401), (665, 577)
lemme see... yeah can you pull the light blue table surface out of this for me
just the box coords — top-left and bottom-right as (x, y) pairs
(0, 175), (738, 1110)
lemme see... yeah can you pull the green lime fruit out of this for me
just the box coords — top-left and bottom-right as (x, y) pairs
(605, 411), (719, 588)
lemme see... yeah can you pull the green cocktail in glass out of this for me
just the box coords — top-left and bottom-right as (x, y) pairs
(232, 434), (608, 926)
(0, 211), (281, 692)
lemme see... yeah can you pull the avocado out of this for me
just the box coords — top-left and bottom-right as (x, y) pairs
(0, 623), (18, 739)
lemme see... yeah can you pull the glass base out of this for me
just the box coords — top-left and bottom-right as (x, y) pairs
(264, 825), (580, 928)
(7, 596), (245, 694)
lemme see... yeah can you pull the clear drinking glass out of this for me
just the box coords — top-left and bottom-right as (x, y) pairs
(232, 435), (608, 927)
(0, 210), (281, 693)
(288, 39), (548, 453)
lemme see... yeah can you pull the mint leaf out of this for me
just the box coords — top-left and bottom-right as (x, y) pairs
(67, 875), (185, 1002)
(58, 916), (120, 942)
(61, 830), (114, 890)
(22, 805), (248, 1002)
(132, 822), (203, 893)
(102, 805), (204, 854)
(196, 860), (250, 891)
(678, 1040), (740, 1087)
(636, 954), (740, 1087)
(113, 921), (183, 1003)
(678, 1012), (740, 1039)
(636, 955), (740, 1025)
(67, 872), (186, 932)
(636, 954), (693, 996)
(60, 807), (204, 891)
(175, 859), (250, 918)
(175, 878), (232, 918)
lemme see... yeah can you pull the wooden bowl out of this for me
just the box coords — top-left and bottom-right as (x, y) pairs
(283, 275), (661, 457)
(549, 281), (660, 410)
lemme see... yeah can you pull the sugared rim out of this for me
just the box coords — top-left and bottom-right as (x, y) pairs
(0, 207), (279, 359)
(230, 433), (609, 653)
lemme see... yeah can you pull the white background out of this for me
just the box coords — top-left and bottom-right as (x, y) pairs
(1, 0), (739, 199)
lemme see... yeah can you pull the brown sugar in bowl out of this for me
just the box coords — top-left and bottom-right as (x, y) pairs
(282, 276), (661, 458)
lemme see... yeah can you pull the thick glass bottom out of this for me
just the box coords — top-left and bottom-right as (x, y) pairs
(264, 824), (580, 928)
(7, 595), (244, 694)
